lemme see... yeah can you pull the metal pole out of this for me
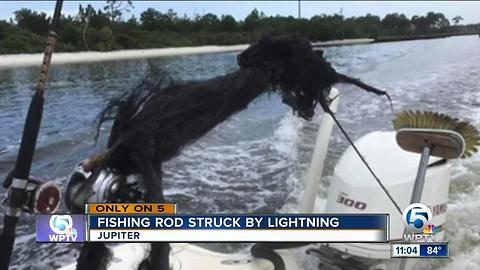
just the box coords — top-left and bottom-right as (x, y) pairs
(398, 146), (431, 270)
(300, 88), (339, 212)
(409, 147), (430, 203)
(298, 0), (301, 19)
(0, 1), (63, 269)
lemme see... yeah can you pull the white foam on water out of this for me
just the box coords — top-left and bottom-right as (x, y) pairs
(438, 155), (480, 269)
(272, 113), (304, 159)
(159, 109), (305, 215)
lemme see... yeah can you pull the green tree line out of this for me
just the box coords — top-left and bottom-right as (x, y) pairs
(0, 2), (478, 54)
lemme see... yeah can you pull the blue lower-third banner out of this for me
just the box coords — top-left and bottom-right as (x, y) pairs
(87, 214), (389, 242)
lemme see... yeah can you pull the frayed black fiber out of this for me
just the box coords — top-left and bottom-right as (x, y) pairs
(77, 34), (391, 270)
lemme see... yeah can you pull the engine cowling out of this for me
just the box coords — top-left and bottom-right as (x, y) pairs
(325, 131), (450, 259)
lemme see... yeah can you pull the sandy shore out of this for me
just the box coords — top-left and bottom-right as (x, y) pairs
(0, 45), (249, 69)
(311, 38), (374, 47)
(0, 39), (374, 69)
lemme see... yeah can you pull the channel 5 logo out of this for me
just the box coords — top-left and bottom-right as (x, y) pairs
(36, 214), (84, 242)
(402, 203), (432, 233)
(49, 215), (76, 235)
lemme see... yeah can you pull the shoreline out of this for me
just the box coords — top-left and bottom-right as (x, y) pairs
(0, 39), (373, 69)
(373, 32), (477, 43)
(0, 34), (477, 68)
(0, 44), (249, 69)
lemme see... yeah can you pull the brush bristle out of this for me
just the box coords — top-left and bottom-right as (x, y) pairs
(393, 110), (480, 158)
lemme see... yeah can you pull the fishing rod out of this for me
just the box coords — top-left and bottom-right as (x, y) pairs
(0, 1), (64, 269)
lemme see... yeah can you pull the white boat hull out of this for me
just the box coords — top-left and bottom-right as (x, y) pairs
(59, 243), (301, 270)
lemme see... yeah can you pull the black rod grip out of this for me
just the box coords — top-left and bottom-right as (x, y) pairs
(0, 216), (17, 270)
(3, 93), (44, 189)
(14, 91), (44, 182)
(50, 0), (64, 32)
(0, 93), (43, 270)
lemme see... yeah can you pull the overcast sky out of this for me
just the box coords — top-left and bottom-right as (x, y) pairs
(1, 1), (480, 24)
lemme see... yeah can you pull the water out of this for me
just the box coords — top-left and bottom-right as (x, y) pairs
(0, 35), (479, 269)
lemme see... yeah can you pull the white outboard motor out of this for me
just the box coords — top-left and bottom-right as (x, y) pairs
(325, 131), (450, 259)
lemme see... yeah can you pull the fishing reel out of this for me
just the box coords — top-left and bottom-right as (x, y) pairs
(65, 163), (146, 213)
(3, 172), (61, 215)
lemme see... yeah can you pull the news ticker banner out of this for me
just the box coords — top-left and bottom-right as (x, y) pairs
(391, 243), (449, 258)
(37, 203), (389, 243)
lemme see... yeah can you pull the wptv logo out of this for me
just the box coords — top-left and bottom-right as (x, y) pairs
(402, 203), (442, 242)
(36, 214), (84, 242)
(49, 215), (78, 241)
